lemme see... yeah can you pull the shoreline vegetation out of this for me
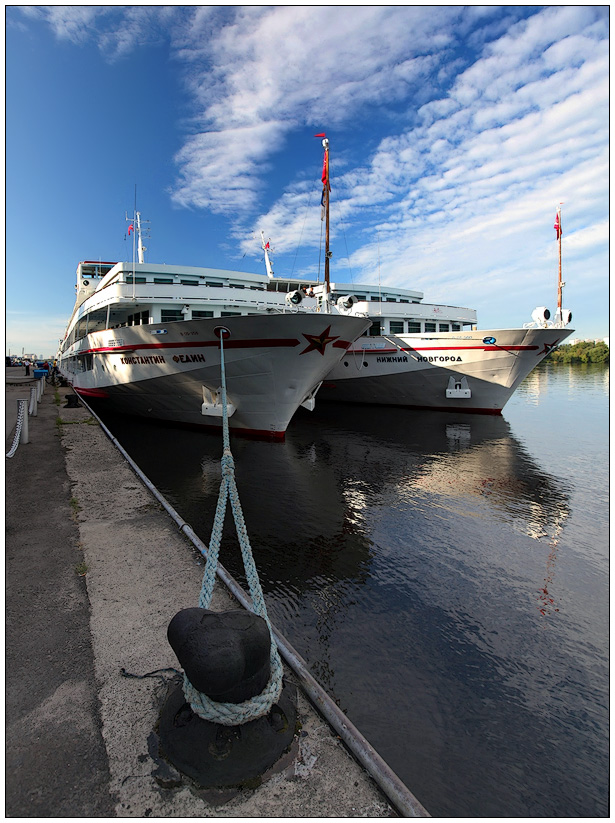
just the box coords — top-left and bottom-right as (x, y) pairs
(546, 341), (609, 364)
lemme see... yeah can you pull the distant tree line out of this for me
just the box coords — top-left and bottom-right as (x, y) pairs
(546, 341), (609, 364)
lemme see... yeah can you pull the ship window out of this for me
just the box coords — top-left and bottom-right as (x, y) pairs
(76, 317), (88, 340)
(87, 310), (107, 334)
(452, 323), (461, 331)
(389, 321), (404, 334)
(386, 297), (397, 303)
(355, 295), (366, 301)
(221, 311), (241, 316)
(407, 321), (421, 333)
(206, 281), (224, 287)
(400, 299), (409, 304)
(125, 276), (146, 284)
(73, 353), (93, 373)
(180, 279), (198, 286)
(367, 320), (382, 337)
(229, 284), (245, 289)
(141, 311), (149, 324)
(161, 309), (183, 322)
(425, 322), (436, 332)
(439, 323), (450, 332)
(192, 310), (214, 318)
(154, 277), (173, 284)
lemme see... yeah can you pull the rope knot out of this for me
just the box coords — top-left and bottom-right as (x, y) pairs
(220, 450), (235, 478)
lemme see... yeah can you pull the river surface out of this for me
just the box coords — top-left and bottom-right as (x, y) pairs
(96, 362), (609, 817)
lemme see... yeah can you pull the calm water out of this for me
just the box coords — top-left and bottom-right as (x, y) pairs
(97, 362), (609, 817)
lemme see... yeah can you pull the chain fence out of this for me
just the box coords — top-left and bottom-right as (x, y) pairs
(6, 400), (28, 459)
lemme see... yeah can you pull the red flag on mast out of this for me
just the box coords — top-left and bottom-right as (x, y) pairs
(554, 211), (562, 239)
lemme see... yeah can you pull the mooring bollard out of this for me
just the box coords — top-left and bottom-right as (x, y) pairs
(168, 609), (272, 703)
(37, 377), (43, 401)
(158, 607), (297, 789)
(157, 330), (297, 790)
(29, 387), (37, 417)
(64, 394), (80, 408)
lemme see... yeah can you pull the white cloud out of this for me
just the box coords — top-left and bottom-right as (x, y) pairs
(167, 6), (465, 213)
(15, 5), (608, 335)
(34, 6), (107, 44)
(15, 6), (176, 59)
(244, 7), (607, 283)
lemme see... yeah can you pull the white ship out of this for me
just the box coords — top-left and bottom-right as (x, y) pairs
(57, 213), (370, 440)
(307, 282), (573, 414)
(267, 139), (574, 414)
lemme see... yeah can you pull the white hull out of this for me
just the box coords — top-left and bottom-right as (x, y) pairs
(319, 326), (574, 413)
(60, 313), (369, 439)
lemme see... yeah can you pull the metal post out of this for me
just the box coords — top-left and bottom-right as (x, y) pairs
(38, 377), (44, 399)
(29, 387), (37, 416)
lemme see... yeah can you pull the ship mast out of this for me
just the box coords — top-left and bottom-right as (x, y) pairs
(126, 209), (149, 266)
(136, 211), (146, 265)
(126, 207), (149, 301)
(321, 136), (331, 303)
(554, 204), (563, 312)
(260, 231), (274, 278)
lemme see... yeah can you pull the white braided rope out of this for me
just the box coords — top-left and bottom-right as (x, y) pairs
(183, 330), (283, 725)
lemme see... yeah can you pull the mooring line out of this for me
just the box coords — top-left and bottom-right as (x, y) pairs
(75, 393), (430, 816)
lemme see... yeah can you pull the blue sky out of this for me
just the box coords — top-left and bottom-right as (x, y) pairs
(5, 6), (609, 357)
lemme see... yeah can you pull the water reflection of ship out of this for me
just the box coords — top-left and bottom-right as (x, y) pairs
(289, 403), (572, 622)
(100, 412), (374, 591)
(292, 403), (570, 538)
(104, 404), (570, 597)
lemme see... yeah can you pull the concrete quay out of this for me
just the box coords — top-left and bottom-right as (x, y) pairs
(5, 373), (428, 817)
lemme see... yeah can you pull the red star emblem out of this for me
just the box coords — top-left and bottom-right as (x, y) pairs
(538, 339), (561, 356)
(300, 325), (340, 356)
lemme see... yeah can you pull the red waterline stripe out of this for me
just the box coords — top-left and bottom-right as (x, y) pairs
(319, 386), (503, 416)
(190, 421), (286, 442)
(73, 390), (286, 440)
(74, 387), (110, 398)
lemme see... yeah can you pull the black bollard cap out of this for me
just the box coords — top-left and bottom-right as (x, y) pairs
(167, 608), (271, 703)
